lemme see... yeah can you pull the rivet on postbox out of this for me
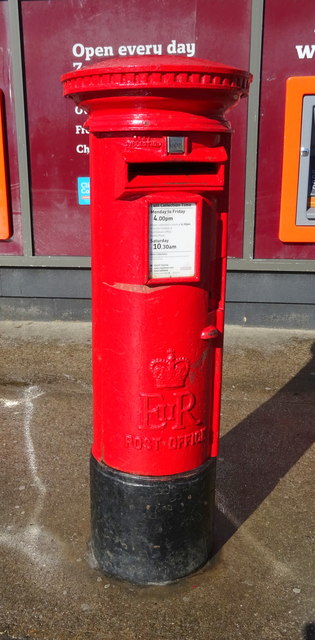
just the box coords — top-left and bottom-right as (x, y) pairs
(61, 55), (252, 585)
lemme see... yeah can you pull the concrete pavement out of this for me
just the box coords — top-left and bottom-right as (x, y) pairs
(0, 322), (314, 640)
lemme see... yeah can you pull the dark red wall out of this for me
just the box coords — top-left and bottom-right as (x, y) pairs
(6, 0), (315, 262)
(255, 0), (315, 259)
(18, 0), (251, 257)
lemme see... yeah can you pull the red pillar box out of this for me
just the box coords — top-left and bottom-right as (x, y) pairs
(62, 56), (251, 584)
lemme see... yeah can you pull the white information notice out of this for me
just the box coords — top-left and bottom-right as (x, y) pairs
(149, 202), (197, 279)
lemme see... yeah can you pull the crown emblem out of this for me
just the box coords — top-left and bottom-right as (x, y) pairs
(150, 349), (190, 389)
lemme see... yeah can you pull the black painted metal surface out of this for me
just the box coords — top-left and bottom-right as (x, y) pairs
(90, 456), (216, 584)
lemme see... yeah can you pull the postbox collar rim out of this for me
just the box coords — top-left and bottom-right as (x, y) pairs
(61, 55), (252, 96)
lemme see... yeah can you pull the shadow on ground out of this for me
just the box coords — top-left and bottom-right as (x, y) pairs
(214, 342), (315, 551)
(304, 622), (315, 640)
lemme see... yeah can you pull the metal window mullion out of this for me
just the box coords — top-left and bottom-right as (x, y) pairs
(228, 257), (315, 271)
(242, 0), (265, 260)
(8, 0), (33, 256)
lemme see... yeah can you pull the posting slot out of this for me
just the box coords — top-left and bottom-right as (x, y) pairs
(127, 161), (223, 189)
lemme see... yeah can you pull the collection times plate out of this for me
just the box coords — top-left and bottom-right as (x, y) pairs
(149, 202), (197, 279)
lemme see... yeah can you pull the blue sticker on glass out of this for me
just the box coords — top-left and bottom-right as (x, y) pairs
(78, 177), (90, 205)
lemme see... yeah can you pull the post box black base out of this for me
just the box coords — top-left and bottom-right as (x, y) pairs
(90, 455), (216, 584)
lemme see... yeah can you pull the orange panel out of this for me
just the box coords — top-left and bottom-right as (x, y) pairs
(279, 76), (315, 242)
(0, 90), (11, 240)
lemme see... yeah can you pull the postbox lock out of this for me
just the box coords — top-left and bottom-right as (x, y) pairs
(167, 136), (186, 154)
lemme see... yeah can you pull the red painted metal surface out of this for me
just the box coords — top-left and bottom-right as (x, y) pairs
(255, 0), (315, 259)
(21, 0), (250, 257)
(62, 56), (251, 475)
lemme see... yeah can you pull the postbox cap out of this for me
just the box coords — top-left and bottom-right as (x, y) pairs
(62, 55), (252, 132)
(62, 55), (251, 97)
